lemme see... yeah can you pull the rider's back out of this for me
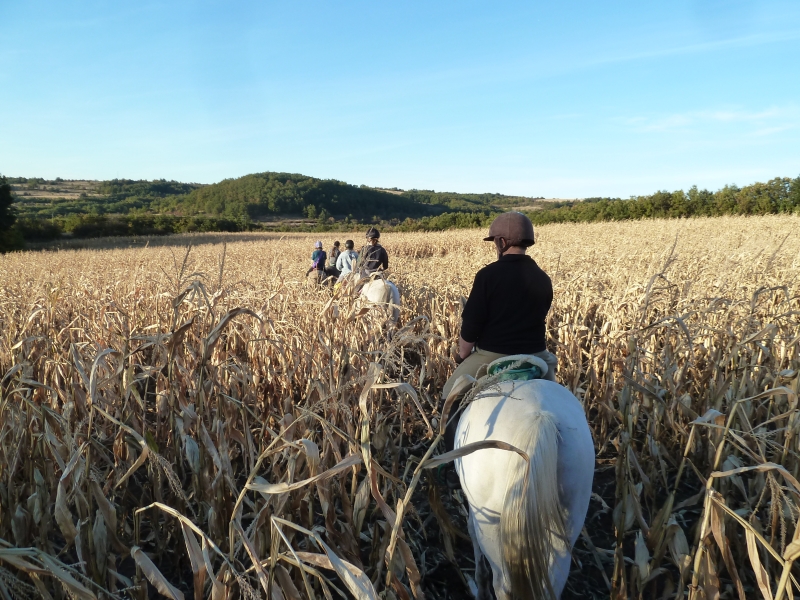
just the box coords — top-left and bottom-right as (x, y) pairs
(461, 254), (552, 355)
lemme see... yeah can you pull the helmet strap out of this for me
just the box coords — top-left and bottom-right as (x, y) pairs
(496, 237), (511, 258)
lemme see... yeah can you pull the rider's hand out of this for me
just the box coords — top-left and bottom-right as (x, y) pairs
(454, 353), (465, 365)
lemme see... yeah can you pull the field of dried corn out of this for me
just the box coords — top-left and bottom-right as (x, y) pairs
(1, 215), (799, 600)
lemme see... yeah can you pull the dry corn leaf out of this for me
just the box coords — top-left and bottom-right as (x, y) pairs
(745, 529), (775, 600)
(131, 546), (185, 600)
(0, 549), (47, 575)
(634, 531), (650, 584)
(54, 443), (87, 547)
(38, 554), (97, 600)
(422, 439), (528, 470)
(247, 453), (361, 495)
(180, 521), (206, 600)
(92, 511), (108, 575)
(709, 499), (746, 600)
(274, 564), (302, 600)
(301, 540), (379, 600)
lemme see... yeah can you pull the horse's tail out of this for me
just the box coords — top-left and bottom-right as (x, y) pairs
(501, 410), (567, 600)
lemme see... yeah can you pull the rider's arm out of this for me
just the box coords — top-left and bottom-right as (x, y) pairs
(459, 271), (487, 349)
(380, 248), (388, 271)
(456, 336), (475, 362)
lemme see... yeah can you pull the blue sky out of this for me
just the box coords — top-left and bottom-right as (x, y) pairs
(1, 1), (799, 198)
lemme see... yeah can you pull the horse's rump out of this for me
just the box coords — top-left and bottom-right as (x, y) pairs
(455, 380), (594, 599)
(359, 278), (401, 323)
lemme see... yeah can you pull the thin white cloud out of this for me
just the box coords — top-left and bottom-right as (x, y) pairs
(582, 28), (800, 71)
(751, 125), (796, 136)
(619, 105), (800, 134)
(448, 28), (800, 94)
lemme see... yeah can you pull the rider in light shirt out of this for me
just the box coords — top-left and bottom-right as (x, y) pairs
(335, 239), (359, 280)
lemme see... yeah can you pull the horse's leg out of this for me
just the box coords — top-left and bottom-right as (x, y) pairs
(551, 412), (596, 596)
(465, 509), (510, 600)
(457, 401), (515, 600)
(468, 512), (495, 600)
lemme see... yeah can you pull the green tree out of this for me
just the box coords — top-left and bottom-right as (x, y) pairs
(0, 176), (24, 252)
(789, 176), (800, 213)
(0, 176), (16, 230)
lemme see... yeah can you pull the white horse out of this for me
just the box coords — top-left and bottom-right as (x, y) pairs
(358, 277), (401, 324)
(454, 358), (595, 600)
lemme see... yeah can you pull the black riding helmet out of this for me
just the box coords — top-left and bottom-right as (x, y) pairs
(365, 227), (380, 239)
(345, 239), (355, 249)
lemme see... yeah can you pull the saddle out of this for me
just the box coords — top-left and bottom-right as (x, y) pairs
(443, 354), (549, 453)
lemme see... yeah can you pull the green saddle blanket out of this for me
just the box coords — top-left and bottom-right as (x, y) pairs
(486, 354), (548, 382)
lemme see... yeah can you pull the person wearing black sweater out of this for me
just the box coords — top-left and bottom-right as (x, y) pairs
(361, 227), (389, 274)
(442, 212), (558, 400)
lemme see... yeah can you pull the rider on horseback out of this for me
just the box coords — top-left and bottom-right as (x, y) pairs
(335, 240), (359, 281)
(360, 227), (388, 275)
(326, 240), (342, 278)
(305, 240), (327, 284)
(443, 212), (557, 399)
(440, 214), (591, 600)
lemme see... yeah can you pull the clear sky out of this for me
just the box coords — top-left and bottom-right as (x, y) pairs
(1, 1), (799, 198)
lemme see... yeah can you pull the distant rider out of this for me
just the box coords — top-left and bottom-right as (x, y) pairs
(305, 240), (327, 283)
(336, 239), (359, 281)
(442, 212), (557, 399)
(326, 240), (342, 278)
(361, 227), (388, 275)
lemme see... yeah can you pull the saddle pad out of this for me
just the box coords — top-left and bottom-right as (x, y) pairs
(486, 354), (548, 382)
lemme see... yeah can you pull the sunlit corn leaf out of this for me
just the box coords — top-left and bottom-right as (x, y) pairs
(131, 546), (185, 600)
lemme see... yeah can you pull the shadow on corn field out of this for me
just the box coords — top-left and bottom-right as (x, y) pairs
(1, 223), (800, 600)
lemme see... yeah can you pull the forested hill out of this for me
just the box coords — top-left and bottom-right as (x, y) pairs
(156, 172), (541, 220)
(156, 172), (449, 220)
(7, 172), (542, 223)
(3, 172), (545, 245)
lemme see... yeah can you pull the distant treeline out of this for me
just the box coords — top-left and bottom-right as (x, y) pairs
(15, 214), (247, 241)
(401, 190), (541, 212)
(527, 177), (800, 225)
(2, 172), (799, 251)
(10, 177), (204, 218)
(6, 210), (497, 246)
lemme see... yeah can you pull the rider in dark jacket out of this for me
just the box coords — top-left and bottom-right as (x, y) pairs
(326, 241), (342, 278)
(442, 212), (557, 400)
(361, 227), (388, 274)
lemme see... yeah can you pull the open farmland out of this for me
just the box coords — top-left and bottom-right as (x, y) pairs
(1, 216), (799, 599)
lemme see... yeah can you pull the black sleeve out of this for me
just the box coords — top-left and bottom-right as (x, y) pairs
(381, 247), (389, 270)
(459, 270), (487, 344)
(544, 276), (553, 313)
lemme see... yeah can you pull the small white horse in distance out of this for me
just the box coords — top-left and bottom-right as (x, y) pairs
(357, 276), (401, 325)
(453, 355), (595, 600)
